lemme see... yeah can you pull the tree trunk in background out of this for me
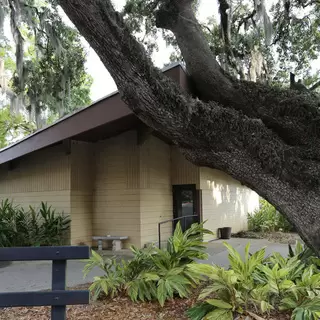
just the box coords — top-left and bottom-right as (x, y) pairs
(59, 0), (320, 253)
(35, 110), (42, 129)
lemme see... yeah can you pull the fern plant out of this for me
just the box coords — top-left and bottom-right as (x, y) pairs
(84, 222), (213, 306)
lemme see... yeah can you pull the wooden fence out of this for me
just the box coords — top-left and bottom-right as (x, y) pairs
(0, 246), (90, 320)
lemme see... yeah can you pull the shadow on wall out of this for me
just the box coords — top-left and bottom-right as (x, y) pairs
(205, 179), (259, 233)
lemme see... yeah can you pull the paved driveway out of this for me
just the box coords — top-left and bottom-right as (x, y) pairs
(0, 238), (289, 292)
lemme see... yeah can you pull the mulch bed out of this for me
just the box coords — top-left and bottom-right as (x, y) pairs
(0, 284), (196, 320)
(0, 284), (292, 320)
(232, 231), (301, 244)
(0, 297), (192, 320)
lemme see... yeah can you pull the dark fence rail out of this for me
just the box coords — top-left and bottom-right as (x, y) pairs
(158, 215), (198, 249)
(0, 246), (90, 320)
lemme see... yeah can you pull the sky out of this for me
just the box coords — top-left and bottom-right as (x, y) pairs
(85, 0), (219, 101)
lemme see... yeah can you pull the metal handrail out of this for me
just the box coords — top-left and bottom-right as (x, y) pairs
(158, 215), (198, 249)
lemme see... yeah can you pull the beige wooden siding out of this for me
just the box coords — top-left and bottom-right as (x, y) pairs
(0, 145), (70, 193)
(140, 136), (172, 245)
(70, 142), (93, 245)
(171, 147), (200, 188)
(93, 131), (141, 248)
(200, 167), (259, 239)
(0, 130), (260, 248)
(0, 191), (70, 213)
(0, 145), (71, 214)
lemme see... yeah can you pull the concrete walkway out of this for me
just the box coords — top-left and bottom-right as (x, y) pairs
(205, 238), (289, 267)
(0, 260), (104, 292)
(0, 238), (289, 292)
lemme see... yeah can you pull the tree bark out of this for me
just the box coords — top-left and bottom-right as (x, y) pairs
(156, 1), (319, 143)
(58, 0), (320, 253)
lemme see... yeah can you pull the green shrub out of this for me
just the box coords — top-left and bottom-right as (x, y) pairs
(35, 202), (70, 246)
(187, 243), (270, 320)
(187, 242), (320, 320)
(0, 199), (17, 246)
(248, 199), (293, 232)
(0, 199), (70, 247)
(288, 240), (320, 268)
(257, 254), (320, 319)
(84, 221), (213, 306)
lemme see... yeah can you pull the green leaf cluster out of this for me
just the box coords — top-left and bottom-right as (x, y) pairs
(248, 199), (293, 232)
(84, 221), (213, 306)
(0, 106), (35, 148)
(188, 241), (320, 320)
(0, 199), (70, 247)
(288, 241), (320, 269)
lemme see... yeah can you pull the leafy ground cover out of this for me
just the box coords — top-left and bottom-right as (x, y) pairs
(1, 223), (319, 320)
(0, 284), (290, 320)
(0, 199), (70, 247)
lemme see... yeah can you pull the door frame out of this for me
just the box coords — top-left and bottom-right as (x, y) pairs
(172, 184), (201, 227)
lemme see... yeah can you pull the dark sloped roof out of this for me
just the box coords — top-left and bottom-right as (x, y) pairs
(0, 63), (188, 165)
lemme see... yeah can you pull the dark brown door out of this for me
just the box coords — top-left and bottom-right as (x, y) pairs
(172, 184), (199, 232)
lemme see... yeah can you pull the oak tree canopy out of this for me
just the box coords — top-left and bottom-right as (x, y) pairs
(58, 0), (319, 252)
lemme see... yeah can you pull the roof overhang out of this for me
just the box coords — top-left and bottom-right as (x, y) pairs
(0, 63), (188, 165)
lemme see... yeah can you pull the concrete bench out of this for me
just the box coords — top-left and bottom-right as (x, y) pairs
(92, 236), (129, 251)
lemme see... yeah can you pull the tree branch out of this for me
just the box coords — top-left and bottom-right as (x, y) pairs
(58, 0), (320, 180)
(310, 80), (320, 91)
(58, 0), (320, 253)
(155, 0), (320, 146)
(218, 0), (231, 47)
(217, 0), (246, 80)
(297, 0), (317, 8)
(236, 9), (257, 33)
(155, 0), (237, 103)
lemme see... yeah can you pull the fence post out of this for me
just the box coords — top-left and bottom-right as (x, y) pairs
(51, 259), (67, 320)
(0, 246), (89, 320)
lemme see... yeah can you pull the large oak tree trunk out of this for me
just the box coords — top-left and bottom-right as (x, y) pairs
(59, 0), (320, 253)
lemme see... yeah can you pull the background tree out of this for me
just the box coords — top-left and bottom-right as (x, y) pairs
(10, 24), (92, 127)
(0, 106), (34, 148)
(123, 0), (320, 88)
(0, 0), (92, 129)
